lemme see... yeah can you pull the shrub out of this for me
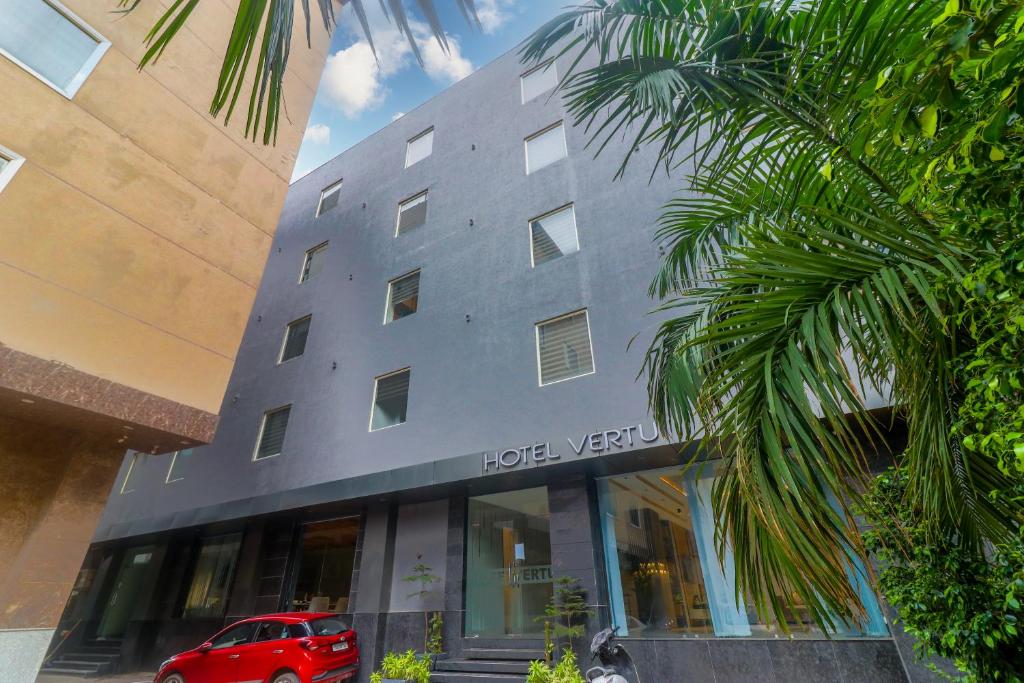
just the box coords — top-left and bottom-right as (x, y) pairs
(369, 650), (431, 683)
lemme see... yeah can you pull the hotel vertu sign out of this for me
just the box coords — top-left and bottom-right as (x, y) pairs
(482, 422), (663, 474)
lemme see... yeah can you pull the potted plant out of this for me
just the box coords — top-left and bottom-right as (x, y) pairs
(369, 650), (431, 683)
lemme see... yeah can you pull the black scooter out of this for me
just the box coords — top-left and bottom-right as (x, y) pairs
(586, 627), (640, 683)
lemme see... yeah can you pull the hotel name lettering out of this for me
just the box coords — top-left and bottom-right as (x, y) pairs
(482, 422), (663, 473)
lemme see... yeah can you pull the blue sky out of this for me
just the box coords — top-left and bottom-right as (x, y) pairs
(292, 1), (564, 181)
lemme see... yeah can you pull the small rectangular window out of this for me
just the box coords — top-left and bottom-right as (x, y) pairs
(0, 145), (25, 194)
(530, 204), (579, 266)
(0, 0), (111, 98)
(317, 179), (342, 216)
(166, 448), (193, 484)
(120, 452), (143, 494)
(405, 128), (434, 168)
(300, 242), (328, 283)
(525, 123), (567, 174)
(385, 270), (420, 323)
(370, 369), (410, 431)
(536, 310), (595, 385)
(396, 191), (428, 235)
(279, 316), (311, 363)
(254, 405), (291, 460)
(521, 60), (557, 104)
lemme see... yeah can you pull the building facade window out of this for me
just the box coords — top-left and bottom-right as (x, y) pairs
(165, 448), (192, 483)
(119, 452), (143, 494)
(385, 270), (420, 323)
(395, 191), (427, 235)
(182, 533), (242, 618)
(279, 316), (312, 363)
(0, 0), (110, 98)
(317, 179), (342, 216)
(536, 310), (594, 385)
(521, 60), (557, 104)
(525, 122), (567, 174)
(289, 517), (360, 613)
(596, 465), (889, 639)
(370, 369), (410, 431)
(530, 204), (579, 266)
(300, 242), (328, 283)
(254, 405), (291, 460)
(405, 128), (434, 167)
(0, 144), (26, 193)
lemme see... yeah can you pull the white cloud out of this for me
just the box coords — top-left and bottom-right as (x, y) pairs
(475, 0), (515, 34)
(303, 123), (331, 145)
(319, 5), (475, 118)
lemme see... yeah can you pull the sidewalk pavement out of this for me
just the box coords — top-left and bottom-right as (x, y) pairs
(36, 674), (155, 683)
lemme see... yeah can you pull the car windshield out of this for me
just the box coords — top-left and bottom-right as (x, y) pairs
(308, 617), (348, 636)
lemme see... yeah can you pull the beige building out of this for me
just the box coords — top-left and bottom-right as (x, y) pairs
(0, 1), (331, 678)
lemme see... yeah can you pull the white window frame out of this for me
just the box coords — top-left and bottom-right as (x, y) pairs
(384, 269), (421, 324)
(535, 308), (596, 387)
(299, 242), (328, 283)
(520, 59), (558, 104)
(316, 179), (343, 217)
(0, 144), (26, 193)
(368, 368), (411, 432)
(524, 122), (568, 175)
(394, 190), (428, 237)
(405, 128), (434, 168)
(277, 315), (312, 364)
(252, 404), (291, 461)
(529, 203), (579, 268)
(120, 453), (141, 494)
(0, 0), (111, 99)
(165, 450), (185, 484)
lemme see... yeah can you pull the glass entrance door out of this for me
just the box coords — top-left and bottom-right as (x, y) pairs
(96, 545), (155, 639)
(465, 487), (552, 637)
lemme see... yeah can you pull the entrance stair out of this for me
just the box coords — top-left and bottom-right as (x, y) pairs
(431, 639), (543, 683)
(39, 639), (123, 678)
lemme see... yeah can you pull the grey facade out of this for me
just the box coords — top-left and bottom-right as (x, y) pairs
(48, 49), (932, 683)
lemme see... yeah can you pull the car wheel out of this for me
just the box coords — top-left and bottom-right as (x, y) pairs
(162, 675), (185, 683)
(270, 673), (299, 683)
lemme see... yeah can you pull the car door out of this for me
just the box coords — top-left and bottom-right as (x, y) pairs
(235, 620), (290, 683)
(187, 621), (258, 683)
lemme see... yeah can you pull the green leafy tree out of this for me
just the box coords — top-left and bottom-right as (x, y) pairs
(402, 560), (442, 655)
(524, 0), (1024, 652)
(537, 576), (593, 656)
(118, 0), (480, 144)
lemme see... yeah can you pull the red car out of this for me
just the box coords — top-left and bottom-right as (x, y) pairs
(154, 613), (359, 683)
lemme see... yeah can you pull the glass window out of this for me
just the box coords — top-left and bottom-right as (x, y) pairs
(598, 465), (889, 639)
(165, 448), (192, 483)
(254, 621), (292, 642)
(536, 310), (594, 385)
(0, 145), (23, 193)
(317, 179), (342, 216)
(521, 60), (557, 103)
(396, 191), (427, 235)
(530, 205), (579, 266)
(280, 316), (311, 363)
(385, 271), (420, 323)
(525, 123), (567, 174)
(183, 534), (242, 619)
(309, 616), (350, 636)
(466, 488), (552, 637)
(120, 452), (143, 494)
(254, 405), (291, 460)
(405, 129), (434, 167)
(209, 621), (257, 649)
(300, 242), (328, 283)
(290, 518), (360, 614)
(0, 0), (110, 97)
(370, 369), (410, 431)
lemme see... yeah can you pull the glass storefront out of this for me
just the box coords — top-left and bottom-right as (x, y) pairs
(289, 517), (359, 613)
(96, 545), (156, 639)
(465, 487), (552, 637)
(182, 533), (242, 618)
(598, 466), (888, 639)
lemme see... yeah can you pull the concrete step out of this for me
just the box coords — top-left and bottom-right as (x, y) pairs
(38, 664), (103, 677)
(55, 652), (120, 663)
(462, 648), (544, 661)
(435, 659), (531, 674)
(430, 672), (525, 683)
